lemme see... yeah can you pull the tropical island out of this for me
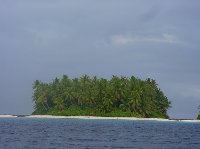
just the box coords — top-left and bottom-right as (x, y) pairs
(32, 74), (171, 118)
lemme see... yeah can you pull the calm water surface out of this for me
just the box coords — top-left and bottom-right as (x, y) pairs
(0, 118), (200, 149)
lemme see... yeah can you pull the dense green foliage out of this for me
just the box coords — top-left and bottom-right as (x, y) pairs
(32, 75), (171, 118)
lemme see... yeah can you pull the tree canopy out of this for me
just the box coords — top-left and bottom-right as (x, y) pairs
(32, 75), (171, 118)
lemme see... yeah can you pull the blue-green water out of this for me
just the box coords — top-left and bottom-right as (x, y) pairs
(0, 118), (200, 149)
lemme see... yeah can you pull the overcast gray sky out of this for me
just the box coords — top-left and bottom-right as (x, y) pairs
(1, 0), (200, 118)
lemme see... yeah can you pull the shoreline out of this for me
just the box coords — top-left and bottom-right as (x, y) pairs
(0, 114), (200, 122)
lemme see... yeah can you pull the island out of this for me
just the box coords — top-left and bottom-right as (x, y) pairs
(32, 75), (171, 118)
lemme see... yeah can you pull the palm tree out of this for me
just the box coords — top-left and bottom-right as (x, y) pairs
(54, 97), (65, 111)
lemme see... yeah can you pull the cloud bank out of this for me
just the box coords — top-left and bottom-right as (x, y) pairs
(111, 33), (179, 45)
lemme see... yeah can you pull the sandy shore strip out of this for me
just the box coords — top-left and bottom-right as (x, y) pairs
(0, 115), (18, 118)
(26, 115), (168, 121)
(25, 115), (200, 122)
(1, 114), (199, 122)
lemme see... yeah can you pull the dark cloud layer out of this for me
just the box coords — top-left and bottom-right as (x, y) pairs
(1, 0), (200, 118)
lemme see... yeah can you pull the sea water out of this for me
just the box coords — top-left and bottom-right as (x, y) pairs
(0, 118), (200, 149)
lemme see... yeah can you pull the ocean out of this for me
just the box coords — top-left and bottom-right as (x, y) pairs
(0, 117), (200, 149)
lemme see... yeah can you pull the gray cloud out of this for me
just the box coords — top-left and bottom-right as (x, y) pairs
(111, 33), (180, 45)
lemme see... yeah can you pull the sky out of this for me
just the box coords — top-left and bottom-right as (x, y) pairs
(0, 0), (200, 118)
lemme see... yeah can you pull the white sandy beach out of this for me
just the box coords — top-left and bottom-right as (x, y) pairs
(25, 115), (200, 122)
(0, 114), (200, 122)
(0, 115), (18, 118)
